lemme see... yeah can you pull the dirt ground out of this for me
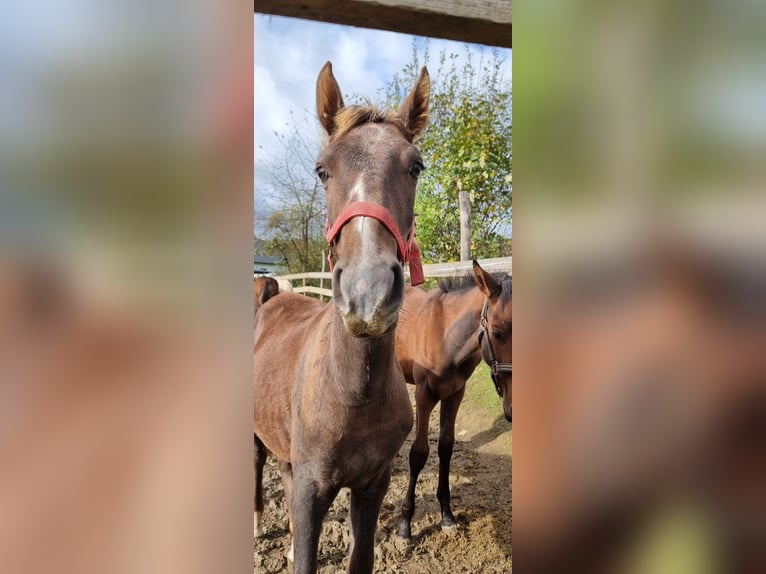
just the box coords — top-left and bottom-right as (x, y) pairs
(254, 381), (512, 573)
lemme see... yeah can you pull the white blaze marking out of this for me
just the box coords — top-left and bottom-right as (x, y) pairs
(351, 178), (376, 260)
(349, 177), (367, 202)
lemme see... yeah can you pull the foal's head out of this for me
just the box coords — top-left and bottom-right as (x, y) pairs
(474, 261), (513, 422)
(316, 62), (430, 337)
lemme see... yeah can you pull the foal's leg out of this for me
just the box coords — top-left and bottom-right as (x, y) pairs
(290, 469), (339, 574)
(398, 383), (438, 540)
(347, 467), (392, 574)
(254, 434), (267, 537)
(278, 460), (294, 561)
(437, 385), (466, 529)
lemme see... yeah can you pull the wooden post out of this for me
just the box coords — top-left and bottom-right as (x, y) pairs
(459, 190), (472, 261)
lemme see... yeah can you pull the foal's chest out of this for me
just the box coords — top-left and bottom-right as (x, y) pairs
(296, 393), (413, 484)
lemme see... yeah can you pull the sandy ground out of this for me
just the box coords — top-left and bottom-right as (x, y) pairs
(254, 386), (512, 573)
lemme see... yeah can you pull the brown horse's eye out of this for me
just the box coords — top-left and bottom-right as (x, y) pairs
(493, 330), (505, 342)
(315, 164), (329, 183)
(410, 160), (425, 179)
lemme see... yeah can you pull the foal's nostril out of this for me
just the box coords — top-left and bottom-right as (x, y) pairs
(391, 263), (404, 297)
(372, 262), (404, 317)
(332, 266), (350, 312)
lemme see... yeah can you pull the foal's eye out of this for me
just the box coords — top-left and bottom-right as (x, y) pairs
(492, 330), (505, 341)
(410, 160), (425, 179)
(315, 164), (329, 183)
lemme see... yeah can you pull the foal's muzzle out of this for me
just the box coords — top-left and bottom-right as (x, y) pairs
(333, 257), (404, 337)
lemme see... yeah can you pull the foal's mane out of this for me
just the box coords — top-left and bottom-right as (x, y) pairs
(438, 273), (512, 304)
(331, 104), (411, 142)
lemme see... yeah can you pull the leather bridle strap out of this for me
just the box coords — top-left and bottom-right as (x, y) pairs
(325, 201), (424, 286)
(478, 298), (513, 396)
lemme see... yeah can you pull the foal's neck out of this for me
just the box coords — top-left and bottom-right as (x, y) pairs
(442, 288), (485, 367)
(327, 313), (398, 404)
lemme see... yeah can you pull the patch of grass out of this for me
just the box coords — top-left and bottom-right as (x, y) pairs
(464, 362), (502, 413)
(462, 362), (511, 451)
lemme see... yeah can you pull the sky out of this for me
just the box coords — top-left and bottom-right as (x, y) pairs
(254, 13), (512, 224)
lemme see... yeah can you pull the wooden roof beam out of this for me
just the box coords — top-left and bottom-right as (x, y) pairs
(254, 0), (512, 49)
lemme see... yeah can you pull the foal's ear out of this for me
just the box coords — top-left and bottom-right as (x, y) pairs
(473, 260), (502, 299)
(316, 61), (345, 136)
(397, 66), (430, 140)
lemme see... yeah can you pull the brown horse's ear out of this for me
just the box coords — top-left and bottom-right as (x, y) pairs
(397, 66), (430, 139)
(260, 278), (279, 305)
(473, 260), (502, 299)
(316, 61), (345, 136)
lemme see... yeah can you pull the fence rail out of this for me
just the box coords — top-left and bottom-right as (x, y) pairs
(421, 257), (512, 277)
(260, 257), (512, 300)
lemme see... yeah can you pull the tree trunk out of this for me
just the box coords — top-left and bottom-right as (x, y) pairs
(458, 190), (472, 261)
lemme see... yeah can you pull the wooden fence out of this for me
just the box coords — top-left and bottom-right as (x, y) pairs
(270, 256), (512, 300)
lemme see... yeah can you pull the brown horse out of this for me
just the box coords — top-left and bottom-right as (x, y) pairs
(253, 276), (279, 316)
(395, 260), (512, 539)
(254, 61), (430, 574)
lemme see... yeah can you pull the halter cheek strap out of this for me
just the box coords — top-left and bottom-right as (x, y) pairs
(478, 298), (513, 396)
(325, 201), (424, 286)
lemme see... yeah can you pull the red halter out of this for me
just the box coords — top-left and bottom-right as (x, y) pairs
(325, 201), (424, 286)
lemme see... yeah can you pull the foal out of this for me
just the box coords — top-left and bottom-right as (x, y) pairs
(254, 61), (430, 574)
(395, 260), (512, 539)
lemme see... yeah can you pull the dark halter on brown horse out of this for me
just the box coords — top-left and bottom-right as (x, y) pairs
(478, 297), (513, 396)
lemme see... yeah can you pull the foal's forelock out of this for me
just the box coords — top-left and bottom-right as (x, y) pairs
(329, 105), (413, 144)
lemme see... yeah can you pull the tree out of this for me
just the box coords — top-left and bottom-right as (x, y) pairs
(255, 115), (327, 273)
(386, 45), (512, 262)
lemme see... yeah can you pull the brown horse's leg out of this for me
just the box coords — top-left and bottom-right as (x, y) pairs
(290, 469), (339, 574)
(278, 460), (294, 561)
(278, 461), (294, 531)
(398, 383), (438, 539)
(437, 385), (466, 529)
(347, 466), (392, 574)
(254, 434), (267, 537)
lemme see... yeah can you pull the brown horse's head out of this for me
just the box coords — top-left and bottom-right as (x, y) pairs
(316, 62), (430, 337)
(474, 261), (513, 422)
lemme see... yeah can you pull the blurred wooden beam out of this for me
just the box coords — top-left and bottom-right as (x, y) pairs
(254, 0), (512, 48)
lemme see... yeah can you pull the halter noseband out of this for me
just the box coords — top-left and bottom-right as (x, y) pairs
(478, 298), (512, 397)
(325, 201), (424, 286)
